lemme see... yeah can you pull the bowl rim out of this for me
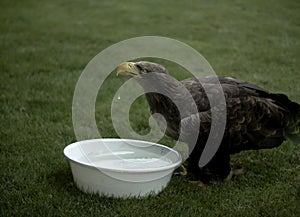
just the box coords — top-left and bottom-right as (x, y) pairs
(63, 138), (182, 173)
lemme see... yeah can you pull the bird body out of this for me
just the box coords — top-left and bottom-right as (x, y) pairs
(117, 61), (300, 181)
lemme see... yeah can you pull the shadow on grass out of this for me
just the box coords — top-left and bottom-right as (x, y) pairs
(46, 166), (84, 197)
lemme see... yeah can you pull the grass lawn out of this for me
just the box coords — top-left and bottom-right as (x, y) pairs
(1, 0), (300, 216)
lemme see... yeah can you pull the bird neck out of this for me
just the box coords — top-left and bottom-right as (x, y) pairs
(145, 92), (178, 114)
(137, 72), (192, 118)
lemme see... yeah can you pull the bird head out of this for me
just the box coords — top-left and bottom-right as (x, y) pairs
(116, 61), (169, 77)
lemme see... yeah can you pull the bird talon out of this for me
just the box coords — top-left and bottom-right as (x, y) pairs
(189, 180), (206, 188)
(179, 165), (187, 176)
(173, 165), (188, 176)
(225, 166), (244, 181)
(225, 170), (234, 181)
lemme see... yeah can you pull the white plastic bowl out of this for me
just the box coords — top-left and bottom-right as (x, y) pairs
(63, 138), (182, 198)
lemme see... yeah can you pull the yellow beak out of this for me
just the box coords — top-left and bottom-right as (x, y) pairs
(116, 62), (139, 77)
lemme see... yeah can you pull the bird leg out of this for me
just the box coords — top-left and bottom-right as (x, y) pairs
(177, 161), (243, 185)
(175, 165), (206, 187)
(182, 165), (207, 187)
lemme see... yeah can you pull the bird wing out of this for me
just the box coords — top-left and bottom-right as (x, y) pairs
(179, 76), (290, 153)
(180, 76), (265, 113)
(225, 96), (288, 153)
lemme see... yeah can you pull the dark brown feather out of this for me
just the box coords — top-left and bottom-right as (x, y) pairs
(132, 61), (300, 181)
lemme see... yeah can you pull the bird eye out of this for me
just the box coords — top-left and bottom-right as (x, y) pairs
(135, 64), (147, 74)
(135, 64), (142, 71)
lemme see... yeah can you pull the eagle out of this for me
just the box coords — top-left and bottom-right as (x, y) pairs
(116, 61), (300, 182)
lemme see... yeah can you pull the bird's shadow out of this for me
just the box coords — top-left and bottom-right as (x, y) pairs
(47, 166), (82, 196)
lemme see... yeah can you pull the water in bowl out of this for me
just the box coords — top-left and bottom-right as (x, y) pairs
(95, 157), (172, 170)
(83, 149), (172, 170)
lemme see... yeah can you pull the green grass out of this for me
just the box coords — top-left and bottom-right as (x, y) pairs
(1, 0), (300, 216)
